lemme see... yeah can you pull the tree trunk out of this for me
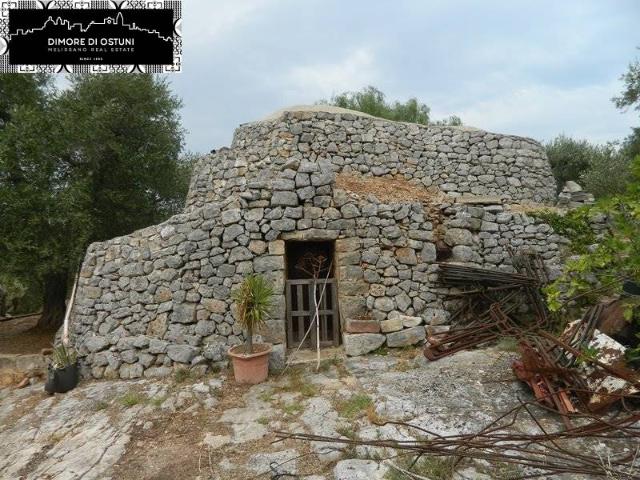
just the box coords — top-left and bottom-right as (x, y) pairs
(247, 325), (253, 354)
(38, 271), (68, 329)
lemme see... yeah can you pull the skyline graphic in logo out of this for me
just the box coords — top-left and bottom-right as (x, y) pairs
(9, 12), (173, 43)
(0, 1), (182, 74)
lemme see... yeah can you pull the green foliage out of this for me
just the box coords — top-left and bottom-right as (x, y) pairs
(281, 403), (303, 415)
(0, 74), (51, 128)
(613, 48), (640, 191)
(92, 400), (109, 411)
(51, 344), (77, 369)
(57, 74), (187, 239)
(231, 274), (274, 353)
(0, 273), (27, 316)
(544, 156), (640, 316)
(335, 393), (373, 419)
(322, 86), (461, 126)
(532, 208), (596, 254)
(612, 49), (640, 112)
(579, 145), (631, 198)
(576, 346), (600, 366)
(277, 368), (318, 397)
(0, 74), (189, 325)
(622, 127), (640, 161)
(119, 391), (145, 407)
(544, 135), (630, 195)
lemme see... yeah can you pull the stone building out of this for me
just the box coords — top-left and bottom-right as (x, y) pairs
(70, 106), (565, 379)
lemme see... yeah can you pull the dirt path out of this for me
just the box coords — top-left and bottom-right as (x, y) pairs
(0, 314), (55, 355)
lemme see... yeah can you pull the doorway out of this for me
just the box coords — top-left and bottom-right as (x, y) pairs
(284, 241), (340, 348)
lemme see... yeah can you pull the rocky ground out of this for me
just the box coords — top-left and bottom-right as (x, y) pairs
(0, 346), (625, 480)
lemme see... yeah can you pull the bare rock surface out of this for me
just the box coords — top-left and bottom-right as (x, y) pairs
(0, 347), (620, 479)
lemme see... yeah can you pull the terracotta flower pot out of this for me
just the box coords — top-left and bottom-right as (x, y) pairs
(228, 343), (272, 384)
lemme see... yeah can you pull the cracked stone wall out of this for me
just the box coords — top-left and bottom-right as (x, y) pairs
(70, 108), (562, 379)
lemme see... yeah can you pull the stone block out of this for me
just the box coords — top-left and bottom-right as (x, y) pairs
(269, 343), (286, 372)
(84, 335), (109, 353)
(261, 319), (286, 344)
(119, 363), (143, 379)
(343, 333), (385, 356)
(339, 295), (366, 319)
(268, 240), (285, 255)
(380, 318), (403, 333)
(171, 303), (197, 324)
(203, 298), (227, 314)
(271, 191), (299, 207)
(167, 344), (199, 364)
(335, 237), (360, 252)
(144, 366), (173, 378)
(395, 247), (417, 265)
(147, 314), (168, 338)
(444, 228), (474, 246)
(398, 315), (423, 328)
(254, 255), (284, 272)
(424, 308), (450, 325)
(386, 326), (425, 348)
(345, 319), (381, 334)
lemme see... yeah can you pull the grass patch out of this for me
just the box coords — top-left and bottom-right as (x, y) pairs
(490, 462), (523, 479)
(119, 391), (146, 408)
(149, 396), (166, 408)
(365, 405), (386, 425)
(385, 455), (457, 480)
(257, 416), (270, 425)
(372, 345), (389, 356)
(336, 394), (373, 420)
(93, 400), (109, 411)
(392, 346), (419, 361)
(277, 368), (318, 398)
(281, 402), (304, 415)
(173, 367), (195, 384)
(317, 355), (343, 373)
(259, 391), (274, 403)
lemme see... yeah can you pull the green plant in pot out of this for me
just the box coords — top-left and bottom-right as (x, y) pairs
(45, 344), (79, 394)
(228, 274), (274, 384)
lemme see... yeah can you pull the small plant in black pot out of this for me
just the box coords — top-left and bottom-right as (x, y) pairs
(45, 344), (79, 394)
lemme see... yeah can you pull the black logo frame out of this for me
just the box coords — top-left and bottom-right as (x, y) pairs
(0, 1), (182, 73)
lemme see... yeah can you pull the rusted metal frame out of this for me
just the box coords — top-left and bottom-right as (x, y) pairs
(554, 304), (603, 368)
(436, 262), (539, 286)
(539, 329), (640, 388)
(443, 283), (523, 298)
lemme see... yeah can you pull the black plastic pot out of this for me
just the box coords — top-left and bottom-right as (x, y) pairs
(44, 363), (79, 394)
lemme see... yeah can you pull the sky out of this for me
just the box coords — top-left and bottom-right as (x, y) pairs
(169, 0), (640, 154)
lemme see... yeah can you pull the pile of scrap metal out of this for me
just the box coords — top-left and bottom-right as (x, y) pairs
(425, 251), (640, 424)
(513, 306), (639, 425)
(424, 250), (550, 361)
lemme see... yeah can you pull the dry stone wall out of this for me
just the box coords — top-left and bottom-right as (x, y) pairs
(187, 110), (556, 211)
(70, 108), (562, 379)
